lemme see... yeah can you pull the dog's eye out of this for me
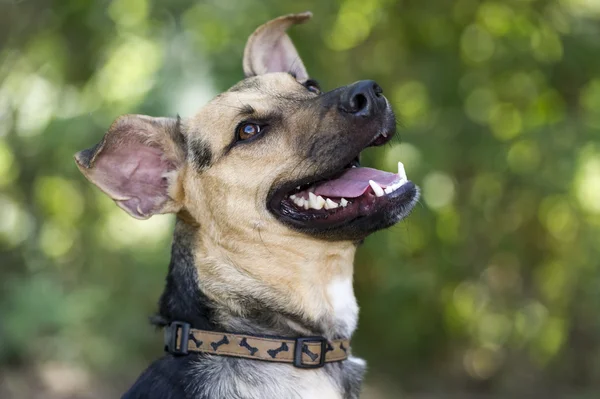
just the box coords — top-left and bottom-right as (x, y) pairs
(237, 123), (262, 141)
(304, 79), (321, 95)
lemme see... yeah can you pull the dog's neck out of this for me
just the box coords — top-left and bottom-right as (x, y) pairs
(157, 218), (359, 340)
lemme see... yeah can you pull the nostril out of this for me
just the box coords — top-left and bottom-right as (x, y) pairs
(373, 83), (383, 97)
(352, 93), (368, 112)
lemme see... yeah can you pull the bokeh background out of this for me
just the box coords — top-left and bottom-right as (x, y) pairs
(1, 0), (600, 397)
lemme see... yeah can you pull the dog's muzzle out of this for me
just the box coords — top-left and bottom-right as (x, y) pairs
(164, 321), (350, 369)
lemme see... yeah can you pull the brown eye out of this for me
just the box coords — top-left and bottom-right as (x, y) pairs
(238, 123), (261, 140)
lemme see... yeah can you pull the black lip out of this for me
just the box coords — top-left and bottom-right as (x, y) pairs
(273, 181), (417, 227)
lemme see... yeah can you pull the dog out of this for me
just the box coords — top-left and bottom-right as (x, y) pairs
(74, 12), (419, 399)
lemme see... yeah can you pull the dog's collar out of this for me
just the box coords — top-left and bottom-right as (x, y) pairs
(164, 321), (350, 369)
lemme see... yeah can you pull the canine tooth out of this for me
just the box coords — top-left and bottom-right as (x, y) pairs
(316, 195), (326, 209)
(325, 198), (338, 209)
(369, 180), (384, 197)
(340, 198), (348, 207)
(397, 162), (407, 181)
(382, 131), (388, 138)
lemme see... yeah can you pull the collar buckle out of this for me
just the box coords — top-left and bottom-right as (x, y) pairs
(164, 321), (191, 356)
(293, 336), (327, 369)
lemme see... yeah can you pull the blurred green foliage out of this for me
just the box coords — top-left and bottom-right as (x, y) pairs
(1, 0), (600, 397)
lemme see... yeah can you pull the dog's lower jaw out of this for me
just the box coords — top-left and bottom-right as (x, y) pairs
(137, 218), (365, 399)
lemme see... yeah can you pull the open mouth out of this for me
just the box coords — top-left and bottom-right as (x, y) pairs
(268, 129), (418, 235)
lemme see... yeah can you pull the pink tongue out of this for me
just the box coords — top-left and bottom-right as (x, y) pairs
(313, 167), (400, 198)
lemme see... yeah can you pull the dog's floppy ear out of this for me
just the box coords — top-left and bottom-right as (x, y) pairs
(74, 115), (186, 219)
(243, 11), (312, 81)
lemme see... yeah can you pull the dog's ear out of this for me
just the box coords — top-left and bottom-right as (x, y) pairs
(74, 115), (186, 219)
(243, 11), (312, 81)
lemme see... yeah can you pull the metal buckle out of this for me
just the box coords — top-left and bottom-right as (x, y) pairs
(293, 337), (327, 369)
(164, 321), (191, 356)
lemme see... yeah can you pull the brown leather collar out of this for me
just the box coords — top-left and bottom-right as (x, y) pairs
(164, 322), (350, 369)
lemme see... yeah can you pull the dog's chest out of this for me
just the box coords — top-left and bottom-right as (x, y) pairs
(290, 372), (342, 399)
(186, 356), (363, 399)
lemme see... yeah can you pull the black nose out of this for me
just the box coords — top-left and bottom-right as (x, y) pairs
(339, 80), (385, 118)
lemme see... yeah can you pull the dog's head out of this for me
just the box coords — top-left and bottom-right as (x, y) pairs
(75, 12), (419, 243)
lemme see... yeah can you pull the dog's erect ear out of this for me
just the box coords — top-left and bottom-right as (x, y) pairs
(74, 115), (186, 219)
(243, 12), (312, 81)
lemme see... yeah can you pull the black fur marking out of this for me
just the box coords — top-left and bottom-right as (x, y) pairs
(340, 342), (347, 353)
(238, 104), (255, 115)
(189, 138), (212, 171)
(76, 139), (105, 168)
(239, 337), (259, 356)
(266, 342), (289, 359)
(189, 333), (203, 348)
(210, 335), (229, 351)
(326, 342), (334, 352)
(157, 221), (216, 332)
(170, 115), (186, 151)
(301, 345), (319, 362)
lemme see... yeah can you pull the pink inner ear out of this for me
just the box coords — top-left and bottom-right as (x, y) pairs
(91, 142), (173, 219)
(265, 37), (290, 73)
(264, 36), (308, 81)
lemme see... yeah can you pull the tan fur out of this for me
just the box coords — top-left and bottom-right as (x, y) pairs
(176, 73), (357, 338)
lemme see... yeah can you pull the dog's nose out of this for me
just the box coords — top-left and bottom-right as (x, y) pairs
(339, 80), (385, 118)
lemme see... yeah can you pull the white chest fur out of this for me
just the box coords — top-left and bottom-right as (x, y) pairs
(326, 277), (359, 337)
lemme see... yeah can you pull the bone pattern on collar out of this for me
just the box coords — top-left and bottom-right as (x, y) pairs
(170, 326), (350, 366)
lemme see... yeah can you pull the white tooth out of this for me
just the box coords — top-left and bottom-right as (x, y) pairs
(340, 198), (348, 207)
(384, 186), (393, 194)
(303, 199), (310, 210)
(296, 186), (301, 190)
(325, 198), (338, 209)
(369, 180), (385, 197)
(382, 131), (388, 137)
(316, 195), (326, 209)
(290, 194), (297, 200)
(294, 197), (303, 207)
(308, 192), (324, 209)
(397, 161), (407, 181)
